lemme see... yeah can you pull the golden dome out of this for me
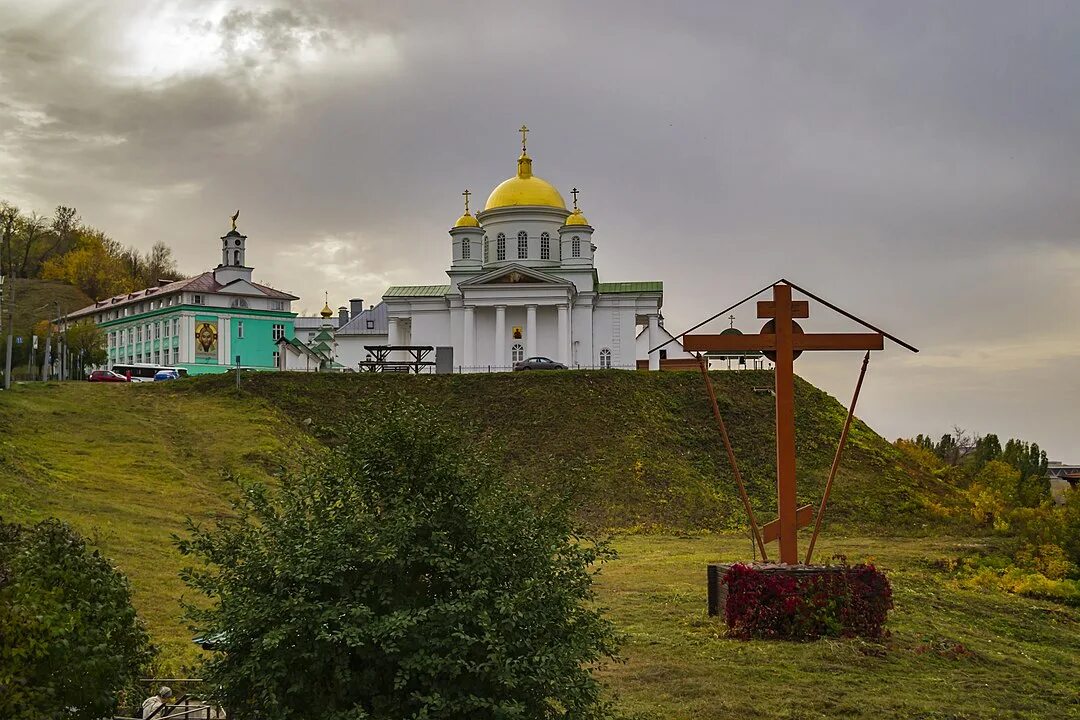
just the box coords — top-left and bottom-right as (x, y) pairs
(565, 208), (589, 226)
(320, 302), (333, 319)
(454, 211), (479, 228)
(484, 153), (566, 211)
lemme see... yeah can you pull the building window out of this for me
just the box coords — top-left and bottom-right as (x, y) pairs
(496, 233), (505, 261)
(599, 348), (612, 369)
(272, 323), (285, 341)
(512, 343), (524, 363)
(237, 321), (244, 339)
(366, 318), (375, 330)
(461, 238), (471, 259)
(483, 235), (489, 263)
(233, 249), (240, 265)
(271, 301), (285, 311)
(273, 350), (280, 368)
(540, 232), (550, 260)
(193, 294), (203, 305)
(572, 236), (581, 258)
(154, 350), (160, 364)
(517, 231), (528, 259)
(172, 318), (179, 336)
(231, 298), (248, 308)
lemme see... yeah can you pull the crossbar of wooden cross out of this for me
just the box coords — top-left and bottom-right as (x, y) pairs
(682, 281), (895, 564)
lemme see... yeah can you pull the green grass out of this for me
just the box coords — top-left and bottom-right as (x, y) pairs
(599, 533), (1080, 719)
(2, 375), (1072, 717)
(0, 380), (312, 669)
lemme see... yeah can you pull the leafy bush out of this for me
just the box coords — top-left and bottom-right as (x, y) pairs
(723, 560), (893, 640)
(179, 403), (620, 720)
(0, 518), (153, 719)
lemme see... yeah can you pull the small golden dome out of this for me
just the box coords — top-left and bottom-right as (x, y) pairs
(565, 208), (589, 226)
(320, 302), (333, 319)
(454, 212), (480, 228)
(484, 153), (566, 211)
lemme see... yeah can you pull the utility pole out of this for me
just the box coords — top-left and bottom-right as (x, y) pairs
(3, 240), (13, 390)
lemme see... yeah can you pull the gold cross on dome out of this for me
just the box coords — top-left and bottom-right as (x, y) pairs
(462, 189), (471, 214)
(519, 125), (529, 153)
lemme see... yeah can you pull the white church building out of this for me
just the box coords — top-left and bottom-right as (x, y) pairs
(335, 129), (689, 372)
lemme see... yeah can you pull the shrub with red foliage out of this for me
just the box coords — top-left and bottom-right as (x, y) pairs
(723, 558), (892, 640)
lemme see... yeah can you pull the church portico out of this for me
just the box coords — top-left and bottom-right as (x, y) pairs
(342, 128), (692, 373)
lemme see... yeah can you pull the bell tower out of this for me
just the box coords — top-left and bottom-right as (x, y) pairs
(215, 210), (254, 284)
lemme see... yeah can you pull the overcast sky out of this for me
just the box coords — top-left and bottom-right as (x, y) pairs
(1, 1), (1077, 459)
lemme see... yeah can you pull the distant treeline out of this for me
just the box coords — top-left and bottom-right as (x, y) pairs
(1, 202), (185, 300)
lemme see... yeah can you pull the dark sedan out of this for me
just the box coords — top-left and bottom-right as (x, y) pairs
(513, 356), (567, 371)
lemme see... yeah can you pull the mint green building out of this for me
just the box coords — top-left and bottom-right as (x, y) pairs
(66, 223), (298, 375)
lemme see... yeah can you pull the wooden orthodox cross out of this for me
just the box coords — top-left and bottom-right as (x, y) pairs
(683, 282), (887, 564)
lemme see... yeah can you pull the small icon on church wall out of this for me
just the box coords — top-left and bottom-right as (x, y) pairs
(512, 326), (523, 339)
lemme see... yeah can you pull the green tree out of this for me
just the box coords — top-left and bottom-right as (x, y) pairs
(41, 230), (132, 300)
(0, 518), (154, 720)
(66, 321), (108, 374)
(179, 405), (620, 720)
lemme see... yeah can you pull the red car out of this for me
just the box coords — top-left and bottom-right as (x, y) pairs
(87, 369), (130, 383)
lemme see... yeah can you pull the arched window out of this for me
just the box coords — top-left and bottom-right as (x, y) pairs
(540, 232), (550, 260)
(497, 233), (506, 261)
(233, 249), (241, 265)
(517, 231), (528, 259)
(483, 235), (489, 263)
(512, 343), (524, 363)
(599, 347), (612, 369)
(572, 236), (581, 258)
(461, 237), (471, 259)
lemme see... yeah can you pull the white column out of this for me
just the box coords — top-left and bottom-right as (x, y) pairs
(525, 304), (537, 358)
(387, 316), (400, 362)
(495, 305), (506, 369)
(463, 305), (475, 370)
(648, 313), (661, 371)
(557, 304), (569, 365)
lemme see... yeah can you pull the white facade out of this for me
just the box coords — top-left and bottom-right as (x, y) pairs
(378, 140), (670, 372)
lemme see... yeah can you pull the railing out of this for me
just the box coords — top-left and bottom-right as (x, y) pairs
(113, 679), (226, 719)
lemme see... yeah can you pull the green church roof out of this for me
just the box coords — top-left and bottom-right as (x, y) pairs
(596, 281), (663, 294)
(385, 284), (451, 298)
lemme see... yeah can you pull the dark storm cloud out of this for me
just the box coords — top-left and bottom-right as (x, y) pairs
(0, 0), (1077, 457)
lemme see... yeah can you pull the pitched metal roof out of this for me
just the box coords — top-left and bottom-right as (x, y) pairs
(596, 281), (663, 294)
(337, 301), (389, 336)
(384, 284), (451, 298)
(67, 270), (299, 319)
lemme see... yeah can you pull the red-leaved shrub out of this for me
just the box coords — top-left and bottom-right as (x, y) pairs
(724, 558), (892, 640)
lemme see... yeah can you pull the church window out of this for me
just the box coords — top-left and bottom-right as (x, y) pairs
(497, 233), (506, 261)
(483, 236), (489, 263)
(193, 294), (203, 305)
(517, 231), (528, 259)
(231, 298), (248, 308)
(273, 350), (280, 368)
(272, 323), (285, 341)
(540, 232), (550, 260)
(512, 343), (524, 363)
(237, 321), (245, 339)
(462, 238), (471, 259)
(599, 348), (612, 369)
(233, 249), (241, 265)
(572, 236), (581, 258)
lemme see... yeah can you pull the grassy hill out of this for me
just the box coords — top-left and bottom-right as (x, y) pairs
(0, 371), (953, 669)
(7, 277), (92, 334)
(2, 373), (1076, 718)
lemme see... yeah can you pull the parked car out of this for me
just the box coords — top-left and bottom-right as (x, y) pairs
(513, 356), (567, 371)
(87, 369), (129, 383)
(153, 369), (180, 381)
